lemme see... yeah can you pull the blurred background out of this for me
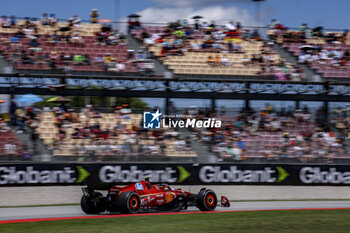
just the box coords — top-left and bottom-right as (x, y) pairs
(0, 0), (349, 165)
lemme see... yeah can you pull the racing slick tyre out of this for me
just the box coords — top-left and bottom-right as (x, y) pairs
(116, 191), (141, 214)
(81, 192), (104, 214)
(196, 188), (217, 211)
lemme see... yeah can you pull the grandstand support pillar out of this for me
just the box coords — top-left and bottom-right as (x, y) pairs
(101, 96), (107, 109)
(296, 101), (300, 110)
(324, 101), (329, 122)
(245, 81), (251, 111)
(165, 80), (170, 115)
(211, 98), (216, 113)
(85, 96), (90, 106)
(324, 81), (329, 122)
(245, 100), (250, 111)
(165, 97), (170, 115)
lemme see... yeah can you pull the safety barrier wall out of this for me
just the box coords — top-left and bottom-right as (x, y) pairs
(0, 163), (349, 187)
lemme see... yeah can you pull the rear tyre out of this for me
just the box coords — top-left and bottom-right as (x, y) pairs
(196, 189), (217, 211)
(81, 192), (104, 214)
(116, 191), (141, 214)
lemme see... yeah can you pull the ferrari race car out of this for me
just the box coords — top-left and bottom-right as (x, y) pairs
(81, 180), (230, 214)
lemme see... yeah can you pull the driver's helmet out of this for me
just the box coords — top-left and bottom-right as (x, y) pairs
(144, 176), (151, 187)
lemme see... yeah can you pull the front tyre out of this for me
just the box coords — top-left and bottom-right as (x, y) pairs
(116, 191), (141, 214)
(80, 192), (104, 214)
(196, 189), (217, 211)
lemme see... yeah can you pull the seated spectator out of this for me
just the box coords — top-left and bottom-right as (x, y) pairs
(135, 50), (146, 61)
(103, 53), (114, 64)
(225, 21), (236, 31)
(10, 35), (20, 44)
(55, 23), (72, 35)
(120, 104), (131, 119)
(31, 18), (39, 28)
(190, 42), (201, 51)
(128, 19), (142, 31)
(4, 140), (17, 160)
(21, 145), (32, 161)
(69, 14), (81, 25)
(127, 50), (135, 60)
(232, 43), (242, 53)
(242, 55), (252, 66)
(9, 16), (16, 27)
(73, 21), (84, 32)
(84, 54), (91, 66)
(214, 56), (221, 66)
(300, 23), (309, 32)
(225, 144), (242, 160)
(95, 55), (104, 66)
(251, 29), (262, 41)
(70, 32), (83, 44)
(109, 60), (126, 72)
(90, 9), (99, 23)
(106, 30), (120, 45)
(41, 13), (49, 25)
(46, 33), (60, 44)
(15, 26), (26, 38)
(221, 56), (231, 66)
(73, 54), (85, 65)
(107, 58), (117, 71)
(143, 60), (155, 76)
(21, 51), (33, 64)
(115, 106), (122, 119)
(10, 52), (20, 65)
(1, 16), (11, 28)
(48, 13), (58, 26)
(175, 138), (186, 151)
(58, 128), (66, 141)
(29, 38), (40, 47)
(63, 63), (72, 73)
(49, 51), (59, 69)
(0, 120), (11, 132)
(95, 31), (105, 44)
(207, 56), (215, 66)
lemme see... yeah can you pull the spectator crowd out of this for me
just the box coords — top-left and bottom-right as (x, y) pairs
(268, 20), (350, 77)
(130, 18), (305, 80)
(188, 105), (347, 162)
(0, 13), (156, 75)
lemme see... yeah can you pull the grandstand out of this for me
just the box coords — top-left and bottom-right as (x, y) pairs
(38, 110), (197, 161)
(0, 131), (22, 159)
(268, 25), (350, 80)
(130, 25), (301, 80)
(208, 110), (348, 162)
(0, 14), (349, 164)
(0, 20), (137, 74)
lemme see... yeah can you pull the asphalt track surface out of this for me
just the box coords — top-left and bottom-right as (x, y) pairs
(1, 201), (350, 222)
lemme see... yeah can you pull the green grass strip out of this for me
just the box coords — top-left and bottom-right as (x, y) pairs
(1, 209), (350, 233)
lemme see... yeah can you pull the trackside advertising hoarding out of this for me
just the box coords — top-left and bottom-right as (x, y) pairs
(0, 163), (350, 187)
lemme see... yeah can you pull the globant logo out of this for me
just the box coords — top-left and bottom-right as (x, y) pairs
(98, 165), (191, 183)
(199, 166), (277, 183)
(299, 167), (350, 184)
(0, 166), (90, 185)
(0, 166), (76, 184)
(99, 165), (177, 183)
(143, 110), (221, 129)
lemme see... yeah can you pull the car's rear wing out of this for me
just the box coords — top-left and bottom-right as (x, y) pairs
(85, 183), (116, 190)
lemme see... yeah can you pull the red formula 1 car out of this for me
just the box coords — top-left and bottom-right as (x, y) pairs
(81, 180), (230, 214)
